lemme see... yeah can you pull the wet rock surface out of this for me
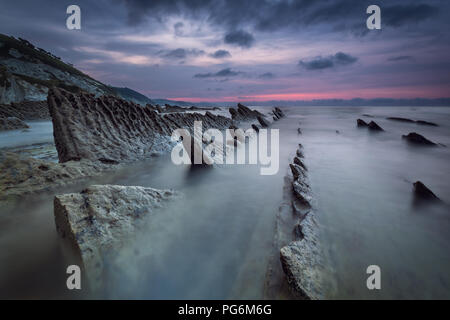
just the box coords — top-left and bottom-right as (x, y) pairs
(0, 116), (29, 131)
(152, 103), (220, 113)
(387, 117), (438, 127)
(48, 88), (234, 163)
(357, 119), (368, 127)
(257, 115), (270, 128)
(402, 132), (436, 146)
(416, 120), (438, 127)
(279, 144), (324, 300)
(0, 101), (49, 120)
(54, 185), (180, 292)
(413, 181), (440, 202)
(0, 151), (117, 200)
(228, 103), (264, 121)
(387, 117), (415, 123)
(357, 119), (383, 131)
(368, 121), (384, 131)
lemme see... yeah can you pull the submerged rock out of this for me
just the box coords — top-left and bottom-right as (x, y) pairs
(387, 117), (415, 123)
(402, 132), (436, 146)
(357, 119), (368, 127)
(416, 120), (438, 127)
(251, 124), (260, 133)
(368, 121), (384, 131)
(0, 116), (29, 131)
(257, 115), (270, 128)
(54, 185), (180, 292)
(413, 181), (440, 202)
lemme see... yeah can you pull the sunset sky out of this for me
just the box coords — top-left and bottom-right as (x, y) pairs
(1, 0), (449, 102)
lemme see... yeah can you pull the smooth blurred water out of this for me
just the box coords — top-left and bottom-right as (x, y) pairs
(0, 107), (449, 299)
(294, 106), (450, 299)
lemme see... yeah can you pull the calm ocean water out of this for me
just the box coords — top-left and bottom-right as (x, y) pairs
(0, 106), (449, 299)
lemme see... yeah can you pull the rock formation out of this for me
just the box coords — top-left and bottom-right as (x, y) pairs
(368, 121), (384, 131)
(357, 119), (368, 127)
(0, 151), (117, 200)
(257, 115), (270, 128)
(402, 132), (436, 146)
(0, 116), (29, 131)
(54, 185), (180, 293)
(279, 144), (323, 300)
(47, 88), (233, 163)
(386, 117), (438, 127)
(387, 117), (415, 123)
(0, 101), (49, 120)
(251, 124), (260, 133)
(228, 103), (264, 121)
(413, 181), (440, 202)
(358, 119), (383, 131)
(416, 120), (438, 127)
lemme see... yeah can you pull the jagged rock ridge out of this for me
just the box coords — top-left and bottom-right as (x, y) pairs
(48, 88), (234, 163)
(280, 144), (324, 300)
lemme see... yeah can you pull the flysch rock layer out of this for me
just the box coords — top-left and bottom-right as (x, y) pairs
(0, 151), (117, 200)
(279, 144), (324, 300)
(54, 184), (180, 293)
(0, 116), (29, 131)
(47, 88), (236, 163)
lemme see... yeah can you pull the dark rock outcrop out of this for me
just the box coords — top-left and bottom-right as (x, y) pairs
(272, 107), (284, 120)
(54, 185), (180, 292)
(228, 103), (264, 121)
(416, 120), (438, 127)
(402, 132), (436, 146)
(368, 121), (384, 131)
(257, 115), (270, 128)
(274, 107), (285, 118)
(47, 88), (233, 163)
(0, 101), (49, 120)
(386, 117), (438, 127)
(357, 119), (368, 127)
(413, 181), (440, 202)
(387, 117), (415, 123)
(0, 116), (29, 131)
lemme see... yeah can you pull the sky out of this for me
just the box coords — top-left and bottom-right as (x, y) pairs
(1, 0), (450, 102)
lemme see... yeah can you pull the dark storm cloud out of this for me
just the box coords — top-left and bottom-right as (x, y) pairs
(161, 48), (205, 60)
(210, 50), (231, 59)
(299, 52), (358, 70)
(383, 4), (438, 27)
(387, 55), (414, 62)
(194, 68), (243, 78)
(224, 30), (255, 48)
(120, 0), (443, 34)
